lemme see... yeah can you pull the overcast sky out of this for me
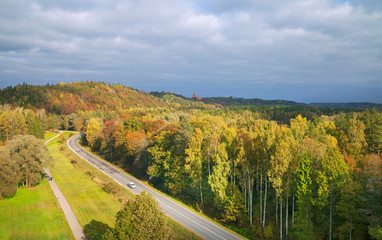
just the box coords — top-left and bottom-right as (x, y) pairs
(0, 0), (381, 103)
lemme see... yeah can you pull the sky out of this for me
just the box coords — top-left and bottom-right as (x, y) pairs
(0, 0), (381, 103)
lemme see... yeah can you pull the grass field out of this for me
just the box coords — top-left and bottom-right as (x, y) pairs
(0, 179), (74, 240)
(48, 132), (200, 239)
(44, 131), (59, 141)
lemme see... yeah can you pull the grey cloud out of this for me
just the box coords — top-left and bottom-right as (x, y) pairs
(0, 0), (381, 103)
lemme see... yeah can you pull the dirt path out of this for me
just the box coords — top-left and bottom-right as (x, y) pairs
(45, 133), (86, 240)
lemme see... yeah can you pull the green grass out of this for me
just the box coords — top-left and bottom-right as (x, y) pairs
(44, 131), (59, 141)
(0, 179), (74, 240)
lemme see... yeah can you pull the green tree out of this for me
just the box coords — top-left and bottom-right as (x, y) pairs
(7, 135), (52, 188)
(292, 154), (314, 240)
(185, 128), (204, 206)
(369, 225), (382, 240)
(147, 131), (172, 180)
(103, 191), (168, 240)
(0, 151), (18, 198)
(335, 179), (362, 240)
(221, 189), (245, 225)
(123, 117), (142, 131)
(362, 109), (382, 153)
(209, 142), (230, 204)
(316, 146), (349, 240)
(25, 110), (44, 138)
(173, 117), (193, 155)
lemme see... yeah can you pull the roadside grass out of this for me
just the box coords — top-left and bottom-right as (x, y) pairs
(50, 132), (200, 239)
(47, 133), (122, 228)
(44, 131), (59, 141)
(0, 179), (74, 240)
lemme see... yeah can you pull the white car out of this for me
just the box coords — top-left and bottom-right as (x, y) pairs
(127, 182), (136, 189)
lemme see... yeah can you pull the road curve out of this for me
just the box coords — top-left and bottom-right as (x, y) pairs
(67, 134), (244, 240)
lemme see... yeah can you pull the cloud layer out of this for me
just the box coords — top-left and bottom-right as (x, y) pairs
(0, 0), (381, 103)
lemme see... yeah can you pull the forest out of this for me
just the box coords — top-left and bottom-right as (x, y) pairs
(0, 81), (381, 239)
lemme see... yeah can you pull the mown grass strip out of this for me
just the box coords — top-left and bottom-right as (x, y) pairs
(47, 133), (123, 229)
(44, 131), (59, 141)
(0, 179), (74, 240)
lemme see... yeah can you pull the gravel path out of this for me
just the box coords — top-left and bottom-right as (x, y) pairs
(45, 133), (86, 240)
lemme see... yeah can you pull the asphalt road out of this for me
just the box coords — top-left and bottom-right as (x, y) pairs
(67, 134), (244, 240)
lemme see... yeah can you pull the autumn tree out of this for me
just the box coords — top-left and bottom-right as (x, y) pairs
(73, 117), (84, 132)
(86, 118), (103, 150)
(268, 125), (292, 240)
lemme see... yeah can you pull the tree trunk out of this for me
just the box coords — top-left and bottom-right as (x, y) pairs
(350, 217), (352, 240)
(260, 172), (263, 224)
(257, 164), (259, 195)
(230, 159), (233, 184)
(329, 191), (333, 240)
(280, 199), (283, 240)
(233, 164), (236, 189)
(244, 175), (247, 212)
(199, 172), (203, 207)
(263, 172), (268, 230)
(276, 193), (278, 226)
(292, 194), (295, 226)
(250, 183), (253, 226)
(286, 196), (289, 239)
(248, 169), (253, 226)
(208, 155), (211, 177)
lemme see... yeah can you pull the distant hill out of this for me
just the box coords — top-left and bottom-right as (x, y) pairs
(0, 81), (164, 114)
(310, 102), (382, 108)
(1, 82), (380, 115)
(200, 96), (307, 107)
(150, 91), (208, 109)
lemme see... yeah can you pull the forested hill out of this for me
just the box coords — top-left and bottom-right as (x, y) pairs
(199, 96), (382, 108)
(199, 96), (308, 107)
(0, 82), (165, 114)
(311, 102), (382, 108)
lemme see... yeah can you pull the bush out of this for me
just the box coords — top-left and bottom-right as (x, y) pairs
(102, 185), (113, 194)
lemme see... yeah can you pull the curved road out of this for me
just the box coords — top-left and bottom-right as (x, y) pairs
(68, 134), (243, 240)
